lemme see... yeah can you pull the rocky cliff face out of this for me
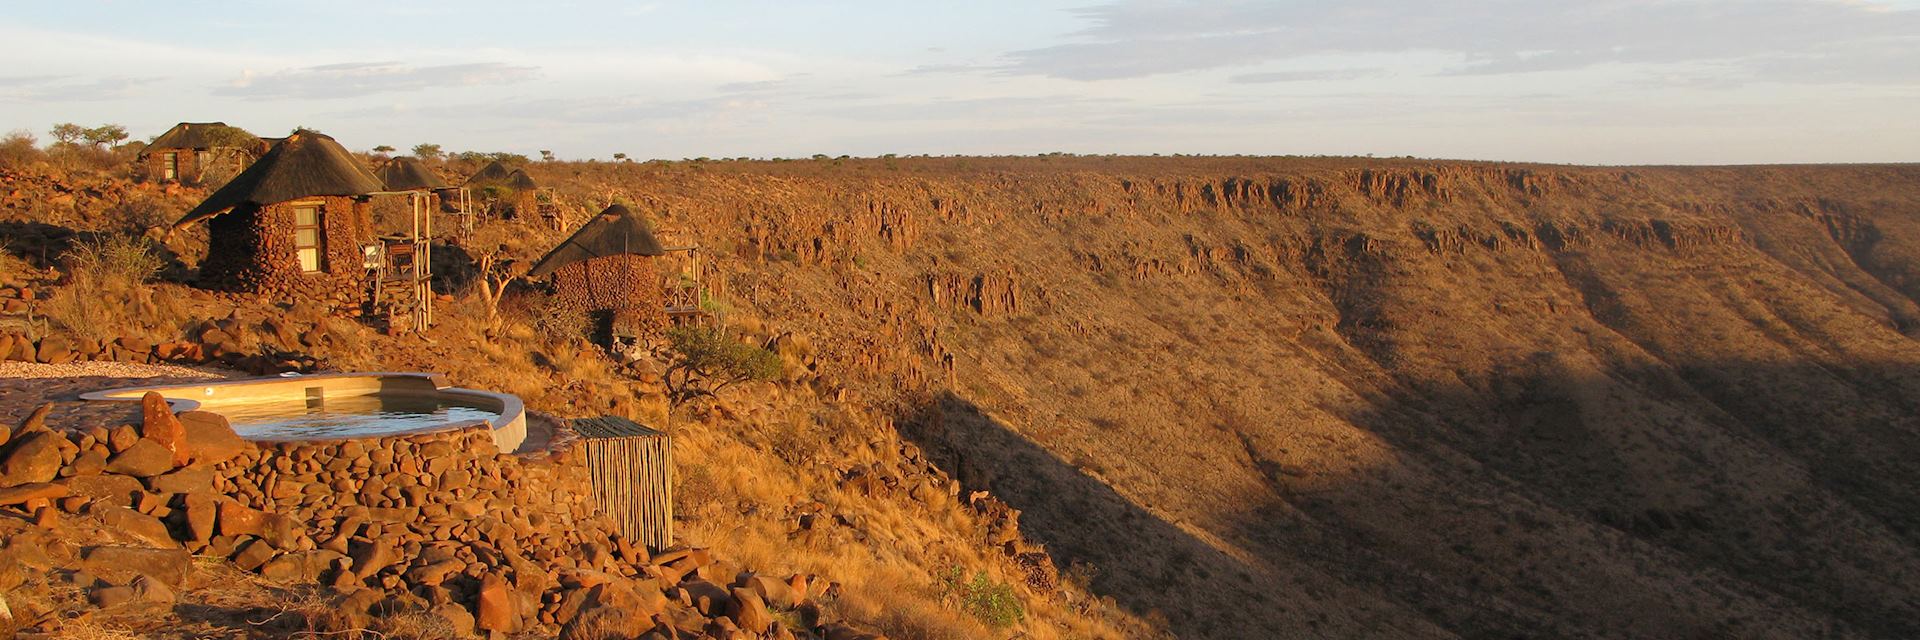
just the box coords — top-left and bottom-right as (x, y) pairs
(538, 157), (1920, 639)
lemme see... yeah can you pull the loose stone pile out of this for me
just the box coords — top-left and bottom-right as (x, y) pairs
(0, 393), (883, 639)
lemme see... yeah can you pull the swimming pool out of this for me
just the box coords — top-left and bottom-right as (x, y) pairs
(81, 372), (529, 451)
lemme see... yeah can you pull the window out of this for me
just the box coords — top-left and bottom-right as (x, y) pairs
(162, 152), (178, 181)
(194, 150), (210, 177)
(292, 203), (326, 273)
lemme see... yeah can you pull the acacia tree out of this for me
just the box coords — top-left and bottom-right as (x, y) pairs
(412, 143), (443, 161)
(664, 325), (782, 406)
(48, 123), (86, 146)
(81, 125), (128, 148)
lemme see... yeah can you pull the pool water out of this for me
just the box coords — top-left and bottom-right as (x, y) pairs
(207, 393), (502, 441)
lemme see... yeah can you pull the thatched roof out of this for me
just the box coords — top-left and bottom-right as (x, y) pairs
(464, 161), (514, 188)
(174, 132), (384, 228)
(528, 204), (666, 277)
(141, 122), (262, 155)
(378, 156), (449, 192)
(505, 169), (538, 190)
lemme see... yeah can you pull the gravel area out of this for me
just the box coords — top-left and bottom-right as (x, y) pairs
(0, 361), (230, 380)
(0, 361), (240, 431)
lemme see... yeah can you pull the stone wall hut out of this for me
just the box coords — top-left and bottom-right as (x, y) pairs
(375, 156), (455, 229)
(529, 204), (669, 340)
(137, 122), (265, 186)
(464, 160), (538, 219)
(172, 132), (383, 305)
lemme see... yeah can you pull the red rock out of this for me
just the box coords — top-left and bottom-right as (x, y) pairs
(140, 392), (190, 467)
(0, 431), (63, 487)
(0, 482), (66, 506)
(476, 572), (516, 633)
(105, 439), (177, 478)
(179, 411), (249, 467)
(82, 546), (190, 586)
(217, 498), (268, 537)
(100, 506), (176, 547)
(181, 492), (217, 542)
(728, 587), (773, 634)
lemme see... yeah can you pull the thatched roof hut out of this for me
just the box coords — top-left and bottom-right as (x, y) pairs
(505, 168), (538, 191)
(142, 122), (263, 155)
(176, 132), (384, 227)
(529, 204), (666, 277)
(377, 156), (449, 192)
(464, 160), (515, 189)
(531, 205), (670, 338)
(174, 132), (383, 300)
(138, 122), (267, 185)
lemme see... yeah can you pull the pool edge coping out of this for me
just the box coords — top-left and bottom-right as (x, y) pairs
(79, 372), (529, 452)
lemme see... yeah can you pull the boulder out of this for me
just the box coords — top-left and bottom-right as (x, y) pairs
(105, 439), (177, 477)
(129, 573), (176, 603)
(89, 585), (135, 608)
(404, 559), (465, 586)
(0, 431), (62, 487)
(100, 506), (176, 547)
(0, 482), (67, 507)
(728, 587), (773, 634)
(430, 602), (477, 637)
(145, 467), (214, 494)
(81, 546), (190, 587)
(140, 392), (190, 467)
(231, 539), (276, 571)
(348, 540), (397, 579)
(216, 498), (267, 537)
(179, 411), (248, 467)
(180, 492), (217, 542)
(259, 550), (346, 583)
(744, 574), (802, 610)
(107, 425), (138, 454)
(66, 449), (107, 476)
(475, 572), (517, 633)
(60, 474), (144, 507)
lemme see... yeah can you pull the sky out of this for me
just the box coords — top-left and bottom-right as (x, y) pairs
(1, 0), (1917, 165)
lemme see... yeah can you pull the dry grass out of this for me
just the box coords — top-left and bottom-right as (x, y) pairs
(38, 234), (200, 344)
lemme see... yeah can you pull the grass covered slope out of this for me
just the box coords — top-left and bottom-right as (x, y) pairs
(528, 157), (1920, 638)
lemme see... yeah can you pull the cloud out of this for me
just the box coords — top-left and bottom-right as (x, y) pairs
(214, 61), (538, 99)
(0, 75), (161, 102)
(1230, 69), (1381, 83)
(1005, 0), (1920, 82)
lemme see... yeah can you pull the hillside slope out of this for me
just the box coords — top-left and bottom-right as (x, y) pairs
(536, 158), (1920, 639)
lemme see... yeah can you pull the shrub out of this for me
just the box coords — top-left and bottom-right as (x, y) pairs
(663, 325), (782, 404)
(63, 234), (162, 284)
(41, 234), (169, 344)
(0, 130), (43, 169)
(940, 568), (1025, 629)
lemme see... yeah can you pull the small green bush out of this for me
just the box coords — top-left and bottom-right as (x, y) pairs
(664, 325), (781, 404)
(940, 568), (1025, 629)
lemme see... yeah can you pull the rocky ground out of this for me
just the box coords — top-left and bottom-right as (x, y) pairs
(8, 153), (1920, 639)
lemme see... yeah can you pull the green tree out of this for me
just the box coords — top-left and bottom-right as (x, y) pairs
(664, 325), (782, 405)
(81, 124), (128, 147)
(412, 143), (443, 161)
(612, 152), (628, 162)
(371, 145), (396, 155)
(48, 123), (86, 146)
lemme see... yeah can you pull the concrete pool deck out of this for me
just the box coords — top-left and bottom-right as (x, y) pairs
(80, 372), (530, 452)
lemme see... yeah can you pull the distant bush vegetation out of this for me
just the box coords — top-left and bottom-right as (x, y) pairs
(941, 568), (1025, 629)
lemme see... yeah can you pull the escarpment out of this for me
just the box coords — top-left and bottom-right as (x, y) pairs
(536, 157), (1920, 639)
